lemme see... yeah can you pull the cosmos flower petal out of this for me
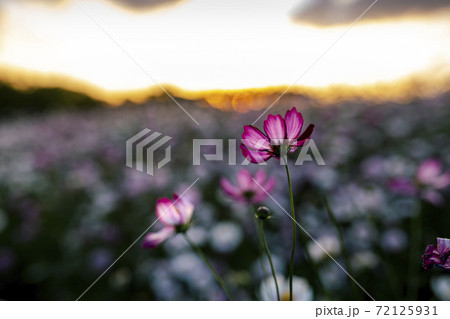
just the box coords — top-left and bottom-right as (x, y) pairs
(433, 172), (450, 189)
(142, 226), (175, 249)
(242, 125), (271, 150)
(416, 159), (442, 185)
(422, 245), (440, 269)
(437, 237), (450, 257)
(220, 177), (243, 200)
(241, 144), (272, 164)
(173, 193), (194, 224)
(236, 169), (253, 191)
(253, 170), (267, 186)
(264, 114), (286, 145)
(155, 197), (181, 226)
(284, 107), (304, 142)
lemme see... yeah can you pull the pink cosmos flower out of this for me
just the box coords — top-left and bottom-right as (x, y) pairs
(422, 237), (450, 270)
(220, 169), (275, 204)
(142, 194), (194, 249)
(416, 159), (450, 190)
(388, 159), (450, 205)
(241, 107), (314, 163)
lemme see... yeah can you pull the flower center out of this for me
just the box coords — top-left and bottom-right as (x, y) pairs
(175, 223), (190, 234)
(281, 292), (292, 301)
(243, 190), (255, 200)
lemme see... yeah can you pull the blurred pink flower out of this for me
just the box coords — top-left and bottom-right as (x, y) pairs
(416, 159), (450, 189)
(388, 159), (450, 205)
(422, 237), (450, 270)
(142, 194), (194, 249)
(220, 169), (275, 204)
(241, 107), (314, 163)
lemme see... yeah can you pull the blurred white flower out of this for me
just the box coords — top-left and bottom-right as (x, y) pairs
(210, 222), (243, 253)
(431, 277), (450, 301)
(307, 235), (340, 262)
(259, 274), (313, 301)
(351, 251), (379, 271)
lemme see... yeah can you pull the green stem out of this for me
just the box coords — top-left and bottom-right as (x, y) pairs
(254, 216), (269, 280)
(184, 234), (233, 300)
(259, 219), (280, 301)
(284, 157), (296, 301)
(284, 155), (323, 299)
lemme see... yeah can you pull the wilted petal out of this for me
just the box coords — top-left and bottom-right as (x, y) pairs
(242, 125), (270, 150)
(264, 114), (286, 145)
(241, 144), (272, 163)
(156, 197), (181, 226)
(142, 227), (174, 249)
(285, 107), (303, 142)
(437, 238), (450, 257)
(173, 193), (194, 224)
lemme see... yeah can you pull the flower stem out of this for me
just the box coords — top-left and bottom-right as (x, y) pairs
(284, 155), (322, 299)
(259, 219), (280, 301)
(284, 156), (296, 301)
(253, 216), (269, 280)
(184, 234), (233, 300)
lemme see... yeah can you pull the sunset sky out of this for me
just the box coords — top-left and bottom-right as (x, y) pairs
(1, 0), (450, 100)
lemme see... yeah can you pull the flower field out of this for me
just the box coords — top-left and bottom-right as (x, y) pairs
(0, 92), (449, 300)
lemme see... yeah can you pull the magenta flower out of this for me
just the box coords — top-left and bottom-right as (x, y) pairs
(241, 107), (314, 163)
(422, 237), (450, 270)
(220, 169), (275, 204)
(142, 194), (194, 249)
(389, 159), (450, 205)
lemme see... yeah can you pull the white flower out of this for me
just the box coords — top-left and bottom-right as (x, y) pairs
(431, 277), (450, 301)
(259, 274), (313, 301)
(307, 235), (340, 262)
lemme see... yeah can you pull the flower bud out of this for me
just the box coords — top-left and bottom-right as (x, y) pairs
(255, 206), (272, 220)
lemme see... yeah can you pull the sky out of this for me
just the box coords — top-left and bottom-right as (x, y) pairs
(0, 0), (450, 100)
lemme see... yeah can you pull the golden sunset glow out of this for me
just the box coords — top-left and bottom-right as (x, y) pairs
(1, 0), (450, 104)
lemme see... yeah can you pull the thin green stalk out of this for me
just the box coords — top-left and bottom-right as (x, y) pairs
(254, 217), (269, 280)
(284, 156), (296, 301)
(323, 197), (358, 299)
(184, 234), (233, 300)
(284, 155), (323, 299)
(259, 219), (280, 301)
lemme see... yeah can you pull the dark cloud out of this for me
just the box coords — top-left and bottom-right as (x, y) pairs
(108, 0), (185, 11)
(3, 0), (185, 11)
(291, 0), (450, 26)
